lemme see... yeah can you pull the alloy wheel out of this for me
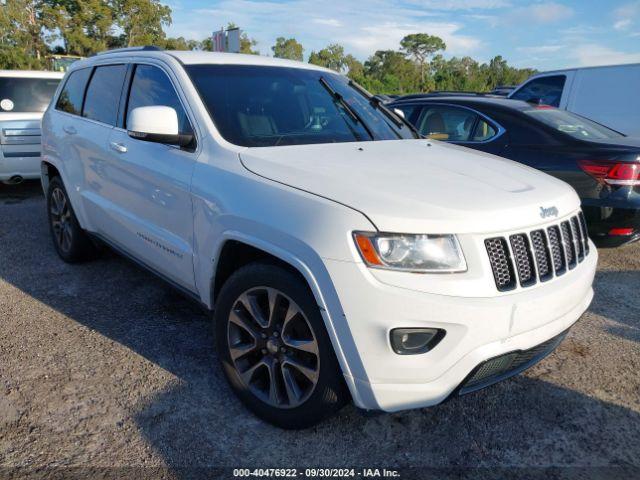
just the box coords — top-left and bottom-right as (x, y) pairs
(50, 187), (73, 253)
(227, 287), (320, 409)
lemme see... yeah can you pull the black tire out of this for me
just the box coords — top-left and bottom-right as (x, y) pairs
(214, 262), (348, 429)
(47, 176), (95, 263)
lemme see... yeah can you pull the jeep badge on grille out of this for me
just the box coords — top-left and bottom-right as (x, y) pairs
(540, 206), (559, 219)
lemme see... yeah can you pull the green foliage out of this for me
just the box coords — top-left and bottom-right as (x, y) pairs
(308, 44), (347, 72)
(113, 0), (172, 47)
(400, 33), (446, 88)
(271, 37), (303, 61)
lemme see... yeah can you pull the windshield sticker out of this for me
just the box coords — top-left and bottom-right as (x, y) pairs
(0, 99), (14, 111)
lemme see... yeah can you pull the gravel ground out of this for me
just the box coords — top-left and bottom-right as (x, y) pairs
(0, 181), (639, 476)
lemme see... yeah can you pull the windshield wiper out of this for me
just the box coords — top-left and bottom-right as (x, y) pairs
(319, 77), (373, 140)
(348, 80), (421, 138)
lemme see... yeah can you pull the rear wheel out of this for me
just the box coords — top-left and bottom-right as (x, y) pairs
(47, 176), (94, 263)
(214, 263), (348, 429)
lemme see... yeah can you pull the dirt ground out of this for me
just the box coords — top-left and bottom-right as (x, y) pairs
(1, 181), (639, 477)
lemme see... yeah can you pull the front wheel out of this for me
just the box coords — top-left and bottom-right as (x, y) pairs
(214, 263), (348, 429)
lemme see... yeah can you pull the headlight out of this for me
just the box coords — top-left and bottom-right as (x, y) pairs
(353, 232), (467, 273)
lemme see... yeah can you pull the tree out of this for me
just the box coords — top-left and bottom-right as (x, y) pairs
(163, 36), (198, 50)
(363, 49), (420, 94)
(400, 33), (446, 88)
(308, 43), (346, 72)
(0, 0), (54, 65)
(271, 37), (303, 61)
(47, 0), (115, 56)
(112, 0), (172, 47)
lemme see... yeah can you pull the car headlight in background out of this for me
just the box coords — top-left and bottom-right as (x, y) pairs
(353, 232), (467, 273)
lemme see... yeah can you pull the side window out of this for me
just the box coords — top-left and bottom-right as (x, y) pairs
(416, 106), (478, 141)
(55, 68), (91, 115)
(83, 65), (127, 125)
(511, 75), (566, 107)
(126, 64), (193, 135)
(472, 119), (497, 142)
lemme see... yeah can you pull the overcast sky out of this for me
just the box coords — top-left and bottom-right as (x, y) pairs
(165, 0), (640, 70)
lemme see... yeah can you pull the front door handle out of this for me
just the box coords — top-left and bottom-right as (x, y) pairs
(110, 142), (128, 154)
(63, 125), (77, 135)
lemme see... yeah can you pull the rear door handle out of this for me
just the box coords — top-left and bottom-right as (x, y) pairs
(110, 142), (127, 154)
(63, 126), (76, 135)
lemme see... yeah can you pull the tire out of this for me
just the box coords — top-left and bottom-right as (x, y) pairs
(47, 176), (95, 263)
(214, 262), (348, 429)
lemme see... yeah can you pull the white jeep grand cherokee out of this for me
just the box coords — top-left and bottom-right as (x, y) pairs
(41, 47), (597, 429)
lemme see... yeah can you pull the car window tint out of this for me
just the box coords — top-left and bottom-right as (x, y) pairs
(472, 119), (497, 141)
(126, 64), (192, 135)
(83, 65), (127, 125)
(524, 107), (624, 140)
(511, 75), (566, 107)
(0, 77), (60, 113)
(416, 106), (477, 141)
(56, 68), (91, 115)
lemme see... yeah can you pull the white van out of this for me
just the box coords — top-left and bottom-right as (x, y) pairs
(508, 63), (640, 137)
(0, 70), (63, 184)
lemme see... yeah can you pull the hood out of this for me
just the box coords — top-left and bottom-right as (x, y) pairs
(240, 139), (580, 233)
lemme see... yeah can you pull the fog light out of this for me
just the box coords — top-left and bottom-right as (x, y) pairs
(390, 328), (445, 355)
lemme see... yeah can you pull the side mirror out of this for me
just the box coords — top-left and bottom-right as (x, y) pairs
(127, 106), (193, 147)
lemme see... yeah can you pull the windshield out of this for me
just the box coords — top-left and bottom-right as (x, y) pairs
(0, 77), (60, 113)
(524, 107), (624, 140)
(185, 64), (415, 147)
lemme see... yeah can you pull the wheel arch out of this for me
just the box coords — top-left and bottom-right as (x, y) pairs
(208, 232), (370, 408)
(40, 160), (61, 194)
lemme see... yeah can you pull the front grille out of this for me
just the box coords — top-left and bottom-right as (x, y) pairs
(458, 329), (569, 395)
(485, 212), (589, 291)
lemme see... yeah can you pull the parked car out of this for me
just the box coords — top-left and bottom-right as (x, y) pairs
(0, 70), (63, 184)
(390, 95), (640, 247)
(508, 63), (640, 137)
(41, 48), (596, 428)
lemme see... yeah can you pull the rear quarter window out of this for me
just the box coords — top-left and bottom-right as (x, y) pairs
(56, 68), (92, 116)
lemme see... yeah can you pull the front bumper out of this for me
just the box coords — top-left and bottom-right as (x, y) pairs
(323, 242), (597, 412)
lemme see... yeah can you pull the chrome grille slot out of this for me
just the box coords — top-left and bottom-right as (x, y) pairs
(509, 234), (536, 287)
(485, 237), (516, 292)
(560, 221), (576, 269)
(578, 211), (590, 255)
(530, 229), (553, 282)
(547, 225), (566, 276)
(572, 216), (585, 261)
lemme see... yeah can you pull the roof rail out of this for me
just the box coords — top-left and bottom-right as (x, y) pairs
(96, 46), (163, 56)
